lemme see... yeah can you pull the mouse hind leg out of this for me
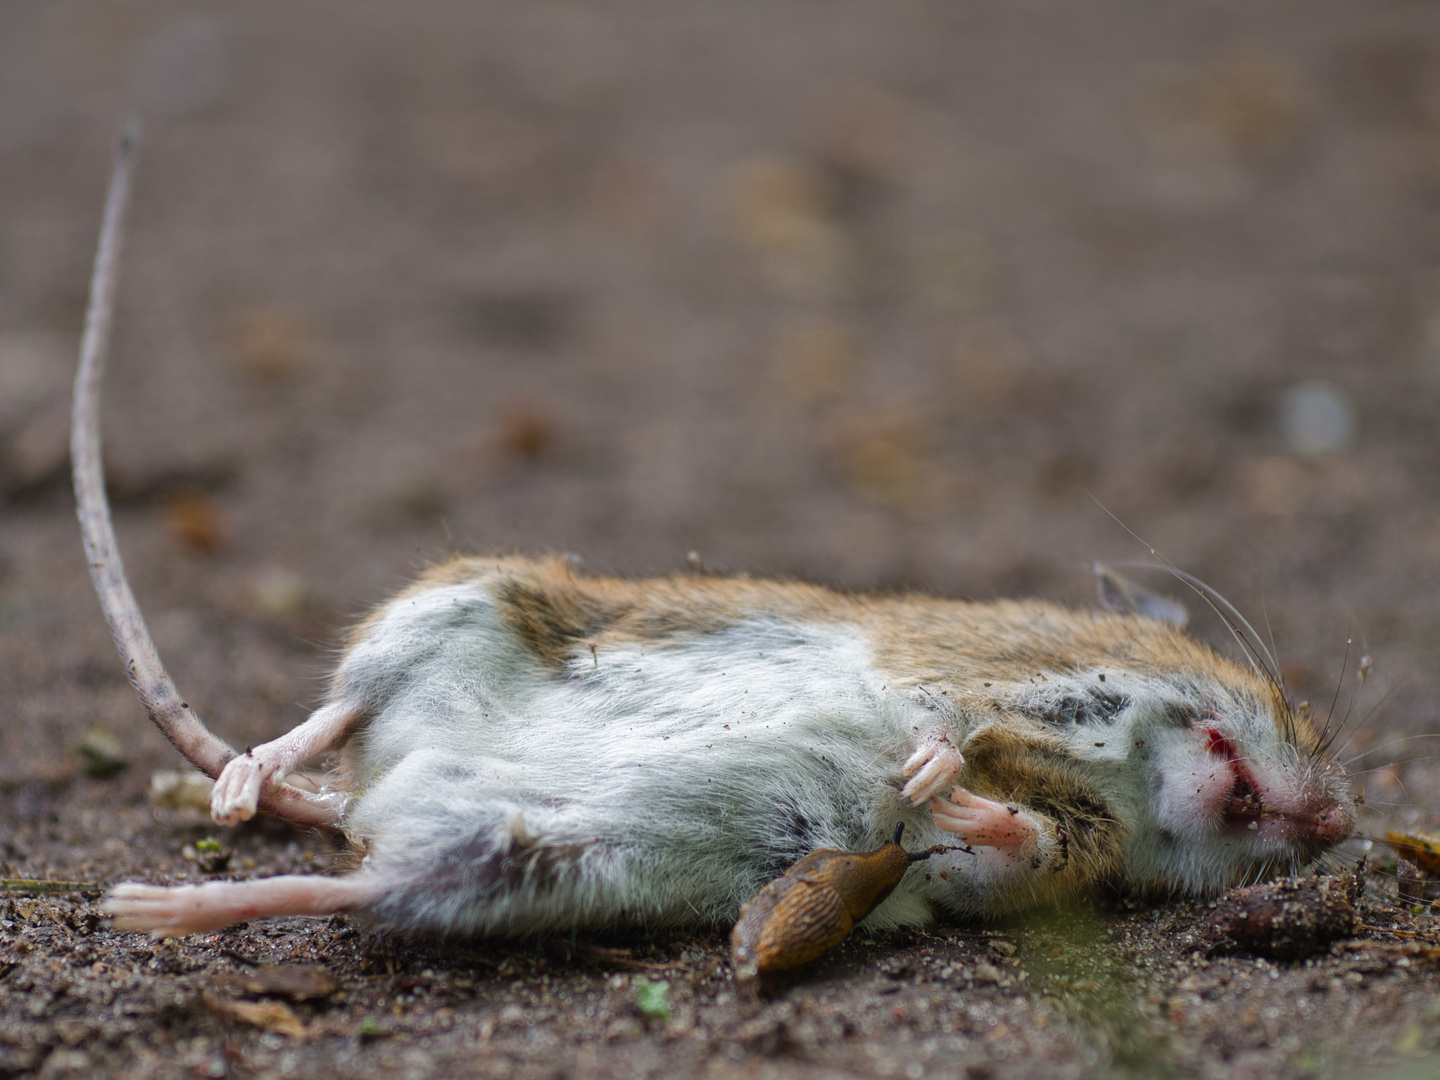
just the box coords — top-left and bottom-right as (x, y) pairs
(103, 871), (386, 937)
(358, 808), (613, 936)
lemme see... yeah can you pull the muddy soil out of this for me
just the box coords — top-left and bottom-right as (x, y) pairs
(3, 2), (1440, 1077)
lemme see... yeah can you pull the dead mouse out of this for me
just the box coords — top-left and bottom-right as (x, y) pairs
(76, 130), (1355, 939)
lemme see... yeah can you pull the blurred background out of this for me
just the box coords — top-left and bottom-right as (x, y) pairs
(1, 1), (1437, 823)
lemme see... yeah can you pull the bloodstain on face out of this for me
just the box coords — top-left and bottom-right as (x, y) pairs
(1204, 728), (1264, 823)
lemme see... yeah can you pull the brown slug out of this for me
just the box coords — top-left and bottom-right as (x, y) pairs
(729, 823), (934, 983)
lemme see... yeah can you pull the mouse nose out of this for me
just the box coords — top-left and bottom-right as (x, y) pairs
(1308, 800), (1354, 845)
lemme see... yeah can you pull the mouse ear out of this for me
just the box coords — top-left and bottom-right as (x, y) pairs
(1093, 563), (1189, 629)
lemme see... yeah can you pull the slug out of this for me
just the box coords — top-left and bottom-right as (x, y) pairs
(729, 823), (938, 983)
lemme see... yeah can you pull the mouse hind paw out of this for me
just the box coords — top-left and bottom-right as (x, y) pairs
(103, 882), (228, 937)
(210, 752), (273, 826)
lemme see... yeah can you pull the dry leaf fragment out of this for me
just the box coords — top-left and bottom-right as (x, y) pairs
(497, 403), (556, 461)
(163, 490), (225, 553)
(726, 157), (834, 250)
(232, 308), (313, 382)
(1196, 45), (1303, 153)
(1337, 939), (1440, 960)
(723, 157), (857, 301)
(0, 880), (99, 897)
(830, 406), (937, 508)
(203, 990), (308, 1037)
(1136, 45), (1305, 163)
(1386, 830), (1440, 877)
(215, 963), (336, 1002)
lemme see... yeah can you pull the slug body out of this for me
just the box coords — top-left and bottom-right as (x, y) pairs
(106, 555), (1354, 937)
(730, 824), (930, 981)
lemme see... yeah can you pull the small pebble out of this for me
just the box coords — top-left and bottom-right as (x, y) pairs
(1279, 380), (1355, 456)
(149, 770), (214, 812)
(75, 728), (128, 778)
(973, 961), (1004, 984)
(249, 567), (308, 620)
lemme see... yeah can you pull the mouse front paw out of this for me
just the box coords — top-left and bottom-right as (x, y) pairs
(210, 750), (278, 827)
(929, 788), (1039, 854)
(901, 735), (965, 805)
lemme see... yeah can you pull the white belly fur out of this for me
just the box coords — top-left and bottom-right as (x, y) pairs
(330, 583), (946, 934)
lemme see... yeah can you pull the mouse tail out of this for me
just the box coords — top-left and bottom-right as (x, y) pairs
(71, 123), (335, 828)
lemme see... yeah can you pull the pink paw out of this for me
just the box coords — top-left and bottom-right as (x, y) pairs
(103, 883), (223, 937)
(210, 750), (279, 827)
(103, 875), (372, 937)
(901, 737), (964, 805)
(929, 788), (1039, 853)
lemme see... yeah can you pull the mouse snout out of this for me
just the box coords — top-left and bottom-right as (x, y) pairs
(1279, 766), (1356, 851)
(1305, 796), (1355, 846)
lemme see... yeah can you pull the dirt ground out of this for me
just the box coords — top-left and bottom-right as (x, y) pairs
(4, 2), (1440, 1077)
